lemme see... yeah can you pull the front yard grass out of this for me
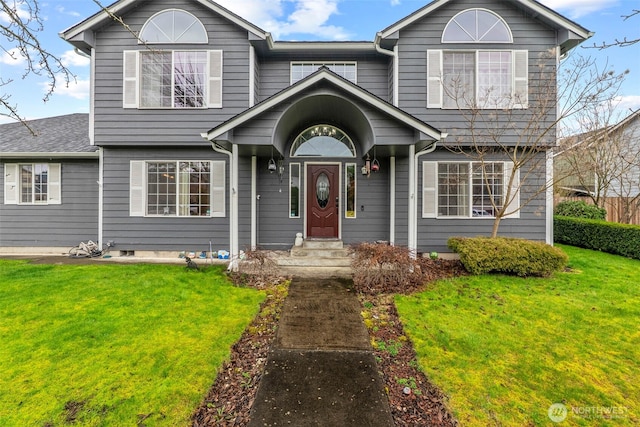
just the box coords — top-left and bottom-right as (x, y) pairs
(0, 260), (264, 426)
(396, 245), (639, 426)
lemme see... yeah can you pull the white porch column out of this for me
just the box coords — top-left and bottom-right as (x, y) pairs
(390, 156), (396, 245)
(251, 155), (257, 250)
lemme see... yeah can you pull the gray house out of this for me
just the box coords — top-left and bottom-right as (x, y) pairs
(2, 0), (591, 259)
(0, 114), (99, 254)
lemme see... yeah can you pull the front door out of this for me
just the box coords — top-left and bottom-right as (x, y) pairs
(306, 164), (339, 238)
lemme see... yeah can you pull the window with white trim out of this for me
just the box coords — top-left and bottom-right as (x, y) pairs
(123, 50), (222, 109)
(129, 160), (225, 217)
(428, 10), (526, 110)
(3, 163), (61, 205)
(345, 163), (356, 218)
(289, 163), (300, 218)
(429, 50), (528, 109)
(140, 9), (208, 44)
(442, 9), (512, 43)
(422, 161), (519, 218)
(291, 62), (357, 84)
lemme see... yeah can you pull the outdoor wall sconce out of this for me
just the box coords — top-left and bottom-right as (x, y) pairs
(268, 146), (277, 173)
(268, 158), (277, 173)
(362, 153), (370, 176)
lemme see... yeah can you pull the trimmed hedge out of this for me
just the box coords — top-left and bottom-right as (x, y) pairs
(448, 237), (568, 277)
(554, 216), (640, 260)
(555, 200), (606, 220)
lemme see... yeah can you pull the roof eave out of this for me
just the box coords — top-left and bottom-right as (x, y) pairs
(202, 70), (443, 143)
(0, 152), (99, 159)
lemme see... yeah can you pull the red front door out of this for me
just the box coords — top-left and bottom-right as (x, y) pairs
(306, 164), (339, 238)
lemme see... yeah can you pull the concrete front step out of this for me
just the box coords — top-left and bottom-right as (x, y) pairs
(290, 247), (350, 258)
(301, 239), (344, 250)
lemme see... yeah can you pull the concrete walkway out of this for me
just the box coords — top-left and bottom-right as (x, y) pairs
(248, 277), (394, 427)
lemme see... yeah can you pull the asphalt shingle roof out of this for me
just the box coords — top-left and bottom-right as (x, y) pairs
(0, 113), (95, 154)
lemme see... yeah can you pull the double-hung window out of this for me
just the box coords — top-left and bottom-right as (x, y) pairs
(124, 50), (222, 109)
(422, 161), (519, 218)
(3, 163), (61, 205)
(129, 160), (225, 217)
(123, 9), (222, 109)
(428, 8), (528, 109)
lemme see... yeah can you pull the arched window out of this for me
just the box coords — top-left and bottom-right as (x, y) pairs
(290, 125), (356, 157)
(140, 9), (208, 44)
(442, 9), (512, 43)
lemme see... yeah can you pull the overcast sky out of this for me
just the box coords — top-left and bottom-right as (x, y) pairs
(1, 0), (638, 125)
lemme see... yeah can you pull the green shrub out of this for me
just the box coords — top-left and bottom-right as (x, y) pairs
(447, 237), (568, 277)
(554, 216), (640, 260)
(555, 200), (606, 220)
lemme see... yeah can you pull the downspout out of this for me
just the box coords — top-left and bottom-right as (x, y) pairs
(374, 33), (398, 107)
(409, 138), (445, 256)
(210, 141), (239, 271)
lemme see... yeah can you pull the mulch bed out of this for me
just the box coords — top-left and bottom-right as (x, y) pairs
(192, 259), (465, 426)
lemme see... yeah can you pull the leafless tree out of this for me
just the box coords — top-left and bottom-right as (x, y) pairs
(442, 50), (627, 237)
(587, 10), (639, 49)
(557, 104), (640, 223)
(0, 0), (138, 133)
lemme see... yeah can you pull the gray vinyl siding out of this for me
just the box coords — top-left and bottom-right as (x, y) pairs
(92, 0), (252, 146)
(395, 0), (557, 144)
(100, 147), (230, 252)
(0, 160), (99, 247)
(416, 149), (547, 253)
(257, 55), (391, 102)
(342, 163), (391, 245)
(255, 158), (299, 249)
(393, 153), (411, 246)
(237, 155), (252, 250)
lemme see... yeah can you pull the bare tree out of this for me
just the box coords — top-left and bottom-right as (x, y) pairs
(587, 10), (639, 49)
(442, 50), (627, 237)
(557, 105), (640, 223)
(0, 0), (139, 133)
(0, 0), (73, 132)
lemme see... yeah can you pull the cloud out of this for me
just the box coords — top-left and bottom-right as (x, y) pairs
(216, 0), (350, 40)
(42, 77), (90, 100)
(0, 2), (30, 24)
(390, 0), (401, 5)
(61, 50), (91, 67)
(54, 6), (81, 17)
(0, 48), (27, 66)
(615, 95), (640, 112)
(538, 0), (619, 19)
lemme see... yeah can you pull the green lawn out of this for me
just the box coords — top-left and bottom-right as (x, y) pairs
(396, 245), (639, 426)
(0, 260), (264, 426)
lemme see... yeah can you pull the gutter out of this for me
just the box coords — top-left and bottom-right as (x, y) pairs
(209, 140), (239, 271)
(374, 32), (398, 106)
(408, 137), (446, 256)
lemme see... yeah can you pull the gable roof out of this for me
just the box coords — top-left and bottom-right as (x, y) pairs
(60, 0), (269, 54)
(201, 67), (444, 143)
(378, 0), (592, 53)
(0, 114), (97, 158)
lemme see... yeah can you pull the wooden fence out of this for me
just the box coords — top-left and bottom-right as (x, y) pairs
(554, 196), (640, 225)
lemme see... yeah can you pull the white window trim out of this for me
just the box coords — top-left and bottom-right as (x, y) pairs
(427, 49), (528, 110)
(139, 9), (208, 44)
(345, 163), (357, 219)
(3, 163), (61, 205)
(422, 160), (520, 219)
(289, 163), (301, 219)
(290, 62), (358, 85)
(129, 160), (225, 218)
(123, 50), (222, 109)
(442, 8), (513, 44)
